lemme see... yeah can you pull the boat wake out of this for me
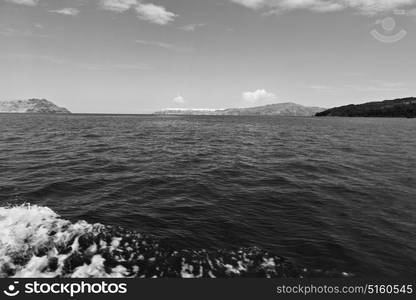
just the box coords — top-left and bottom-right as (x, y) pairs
(0, 205), (351, 278)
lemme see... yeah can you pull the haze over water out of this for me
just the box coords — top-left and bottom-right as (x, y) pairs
(1, 114), (415, 277)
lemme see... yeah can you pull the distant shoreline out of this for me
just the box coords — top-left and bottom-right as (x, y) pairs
(1, 112), (415, 119)
(2, 97), (415, 118)
(0, 112), (318, 117)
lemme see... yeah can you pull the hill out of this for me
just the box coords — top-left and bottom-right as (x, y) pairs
(0, 99), (71, 114)
(316, 97), (416, 118)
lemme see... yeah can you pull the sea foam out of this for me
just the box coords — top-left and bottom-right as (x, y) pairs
(0, 205), (351, 278)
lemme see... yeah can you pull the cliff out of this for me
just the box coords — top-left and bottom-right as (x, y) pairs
(0, 99), (71, 114)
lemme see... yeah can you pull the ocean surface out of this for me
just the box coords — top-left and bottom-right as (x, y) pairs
(0, 114), (415, 277)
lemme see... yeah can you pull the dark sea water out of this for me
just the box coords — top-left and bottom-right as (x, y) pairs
(1, 114), (415, 277)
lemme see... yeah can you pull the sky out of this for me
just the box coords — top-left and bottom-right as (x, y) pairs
(0, 0), (415, 113)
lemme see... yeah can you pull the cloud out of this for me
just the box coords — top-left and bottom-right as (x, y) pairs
(49, 8), (80, 16)
(308, 84), (337, 93)
(242, 89), (276, 103)
(350, 81), (407, 92)
(0, 27), (49, 38)
(0, 53), (66, 64)
(99, 1), (177, 25)
(5, 0), (38, 6)
(135, 39), (193, 53)
(180, 23), (206, 32)
(79, 63), (150, 71)
(4, 0), (177, 26)
(173, 95), (185, 104)
(99, 0), (138, 12)
(308, 84), (334, 90)
(135, 3), (177, 25)
(230, 0), (416, 15)
(344, 0), (416, 15)
(230, 0), (265, 9)
(0, 53), (150, 71)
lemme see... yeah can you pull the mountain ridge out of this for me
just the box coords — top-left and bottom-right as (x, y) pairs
(155, 102), (325, 117)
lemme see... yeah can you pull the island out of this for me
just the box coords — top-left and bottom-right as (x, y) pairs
(316, 97), (416, 118)
(0, 99), (71, 114)
(155, 103), (325, 117)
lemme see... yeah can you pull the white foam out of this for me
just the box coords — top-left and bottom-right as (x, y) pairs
(71, 255), (106, 278)
(0, 205), (108, 278)
(0, 205), (352, 278)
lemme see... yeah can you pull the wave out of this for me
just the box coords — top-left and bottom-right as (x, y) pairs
(0, 205), (352, 278)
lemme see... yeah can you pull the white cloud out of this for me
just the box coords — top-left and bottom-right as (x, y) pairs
(230, 0), (416, 15)
(49, 8), (80, 16)
(0, 53), (65, 64)
(180, 23), (206, 32)
(135, 3), (177, 25)
(99, 1), (177, 25)
(309, 84), (334, 90)
(230, 0), (265, 9)
(5, 0), (177, 26)
(350, 81), (407, 92)
(135, 39), (193, 53)
(5, 0), (38, 6)
(242, 89), (276, 103)
(344, 0), (416, 15)
(99, 0), (138, 12)
(79, 63), (150, 71)
(173, 95), (185, 104)
(0, 27), (49, 38)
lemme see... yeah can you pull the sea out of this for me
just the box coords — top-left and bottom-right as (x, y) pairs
(0, 114), (415, 278)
